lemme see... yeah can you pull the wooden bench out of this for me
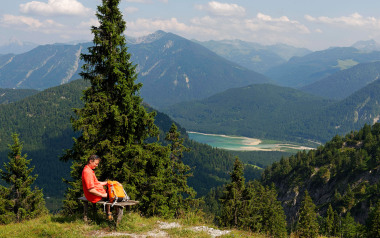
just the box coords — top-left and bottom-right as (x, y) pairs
(78, 196), (139, 224)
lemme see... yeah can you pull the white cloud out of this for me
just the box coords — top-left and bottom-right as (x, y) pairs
(125, 12), (310, 47)
(128, 18), (190, 33)
(195, 1), (246, 17)
(1, 14), (63, 30)
(20, 0), (92, 16)
(251, 13), (310, 34)
(305, 13), (380, 28)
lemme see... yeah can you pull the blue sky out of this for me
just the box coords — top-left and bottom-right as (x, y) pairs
(2, 0), (380, 50)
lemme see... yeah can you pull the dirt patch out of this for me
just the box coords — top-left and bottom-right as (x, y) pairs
(88, 229), (169, 237)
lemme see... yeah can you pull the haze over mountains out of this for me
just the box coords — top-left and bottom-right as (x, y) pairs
(0, 38), (38, 55)
(194, 39), (311, 73)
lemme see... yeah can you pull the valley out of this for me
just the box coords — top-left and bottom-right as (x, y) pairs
(1, 29), (380, 236)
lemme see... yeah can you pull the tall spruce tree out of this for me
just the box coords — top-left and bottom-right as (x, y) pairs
(296, 190), (319, 238)
(0, 134), (46, 224)
(164, 123), (196, 217)
(325, 203), (335, 236)
(240, 181), (287, 237)
(61, 0), (192, 217)
(220, 157), (245, 227)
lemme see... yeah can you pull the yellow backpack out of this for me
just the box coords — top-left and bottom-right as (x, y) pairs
(107, 181), (129, 206)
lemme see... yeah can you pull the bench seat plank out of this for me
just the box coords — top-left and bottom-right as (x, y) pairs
(78, 196), (139, 224)
(78, 196), (139, 206)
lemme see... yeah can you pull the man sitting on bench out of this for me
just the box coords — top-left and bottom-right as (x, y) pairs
(82, 154), (112, 220)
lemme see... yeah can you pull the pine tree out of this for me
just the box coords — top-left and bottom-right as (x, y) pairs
(262, 184), (288, 237)
(60, 0), (193, 217)
(0, 185), (14, 224)
(325, 203), (335, 236)
(220, 157), (245, 227)
(341, 212), (359, 238)
(240, 181), (287, 237)
(0, 134), (46, 224)
(366, 200), (380, 238)
(164, 123), (196, 217)
(296, 190), (319, 238)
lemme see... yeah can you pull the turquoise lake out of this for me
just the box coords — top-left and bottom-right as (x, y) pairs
(188, 131), (314, 151)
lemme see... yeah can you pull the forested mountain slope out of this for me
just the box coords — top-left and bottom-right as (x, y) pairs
(0, 79), (87, 196)
(0, 88), (39, 104)
(165, 80), (380, 143)
(262, 123), (380, 224)
(299, 78), (380, 142)
(164, 83), (335, 143)
(301, 61), (380, 100)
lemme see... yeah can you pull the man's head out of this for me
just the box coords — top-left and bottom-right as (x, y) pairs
(87, 154), (100, 170)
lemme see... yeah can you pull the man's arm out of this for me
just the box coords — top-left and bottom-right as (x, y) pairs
(88, 188), (107, 198)
(99, 181), (107, 186)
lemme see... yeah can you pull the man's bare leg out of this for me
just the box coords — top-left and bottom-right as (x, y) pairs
(106, 204), (113, 220)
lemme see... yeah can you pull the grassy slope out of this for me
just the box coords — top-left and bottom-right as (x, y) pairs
(0, 212), (270, 238)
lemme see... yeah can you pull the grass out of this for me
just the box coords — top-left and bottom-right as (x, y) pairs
(0, 211), (282, 238)
(0, 215), (95, 238)
(334, 59), (359, 70)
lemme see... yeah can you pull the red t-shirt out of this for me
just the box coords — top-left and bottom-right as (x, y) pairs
(82, 165), (106, 203)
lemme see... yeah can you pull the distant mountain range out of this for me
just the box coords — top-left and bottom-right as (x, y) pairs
(194, 39), (311, 73)
(265, 47), (380, 88)
(0, 31), (269, 108)
(2, 31), (380, 110)
(351, 39), (380, 52)
(164, 80), (380, 143)
(301, 61), (380, 100)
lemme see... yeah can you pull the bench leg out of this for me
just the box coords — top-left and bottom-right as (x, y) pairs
(116, 206), (124, 224)
(83, 201), (88, 222)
